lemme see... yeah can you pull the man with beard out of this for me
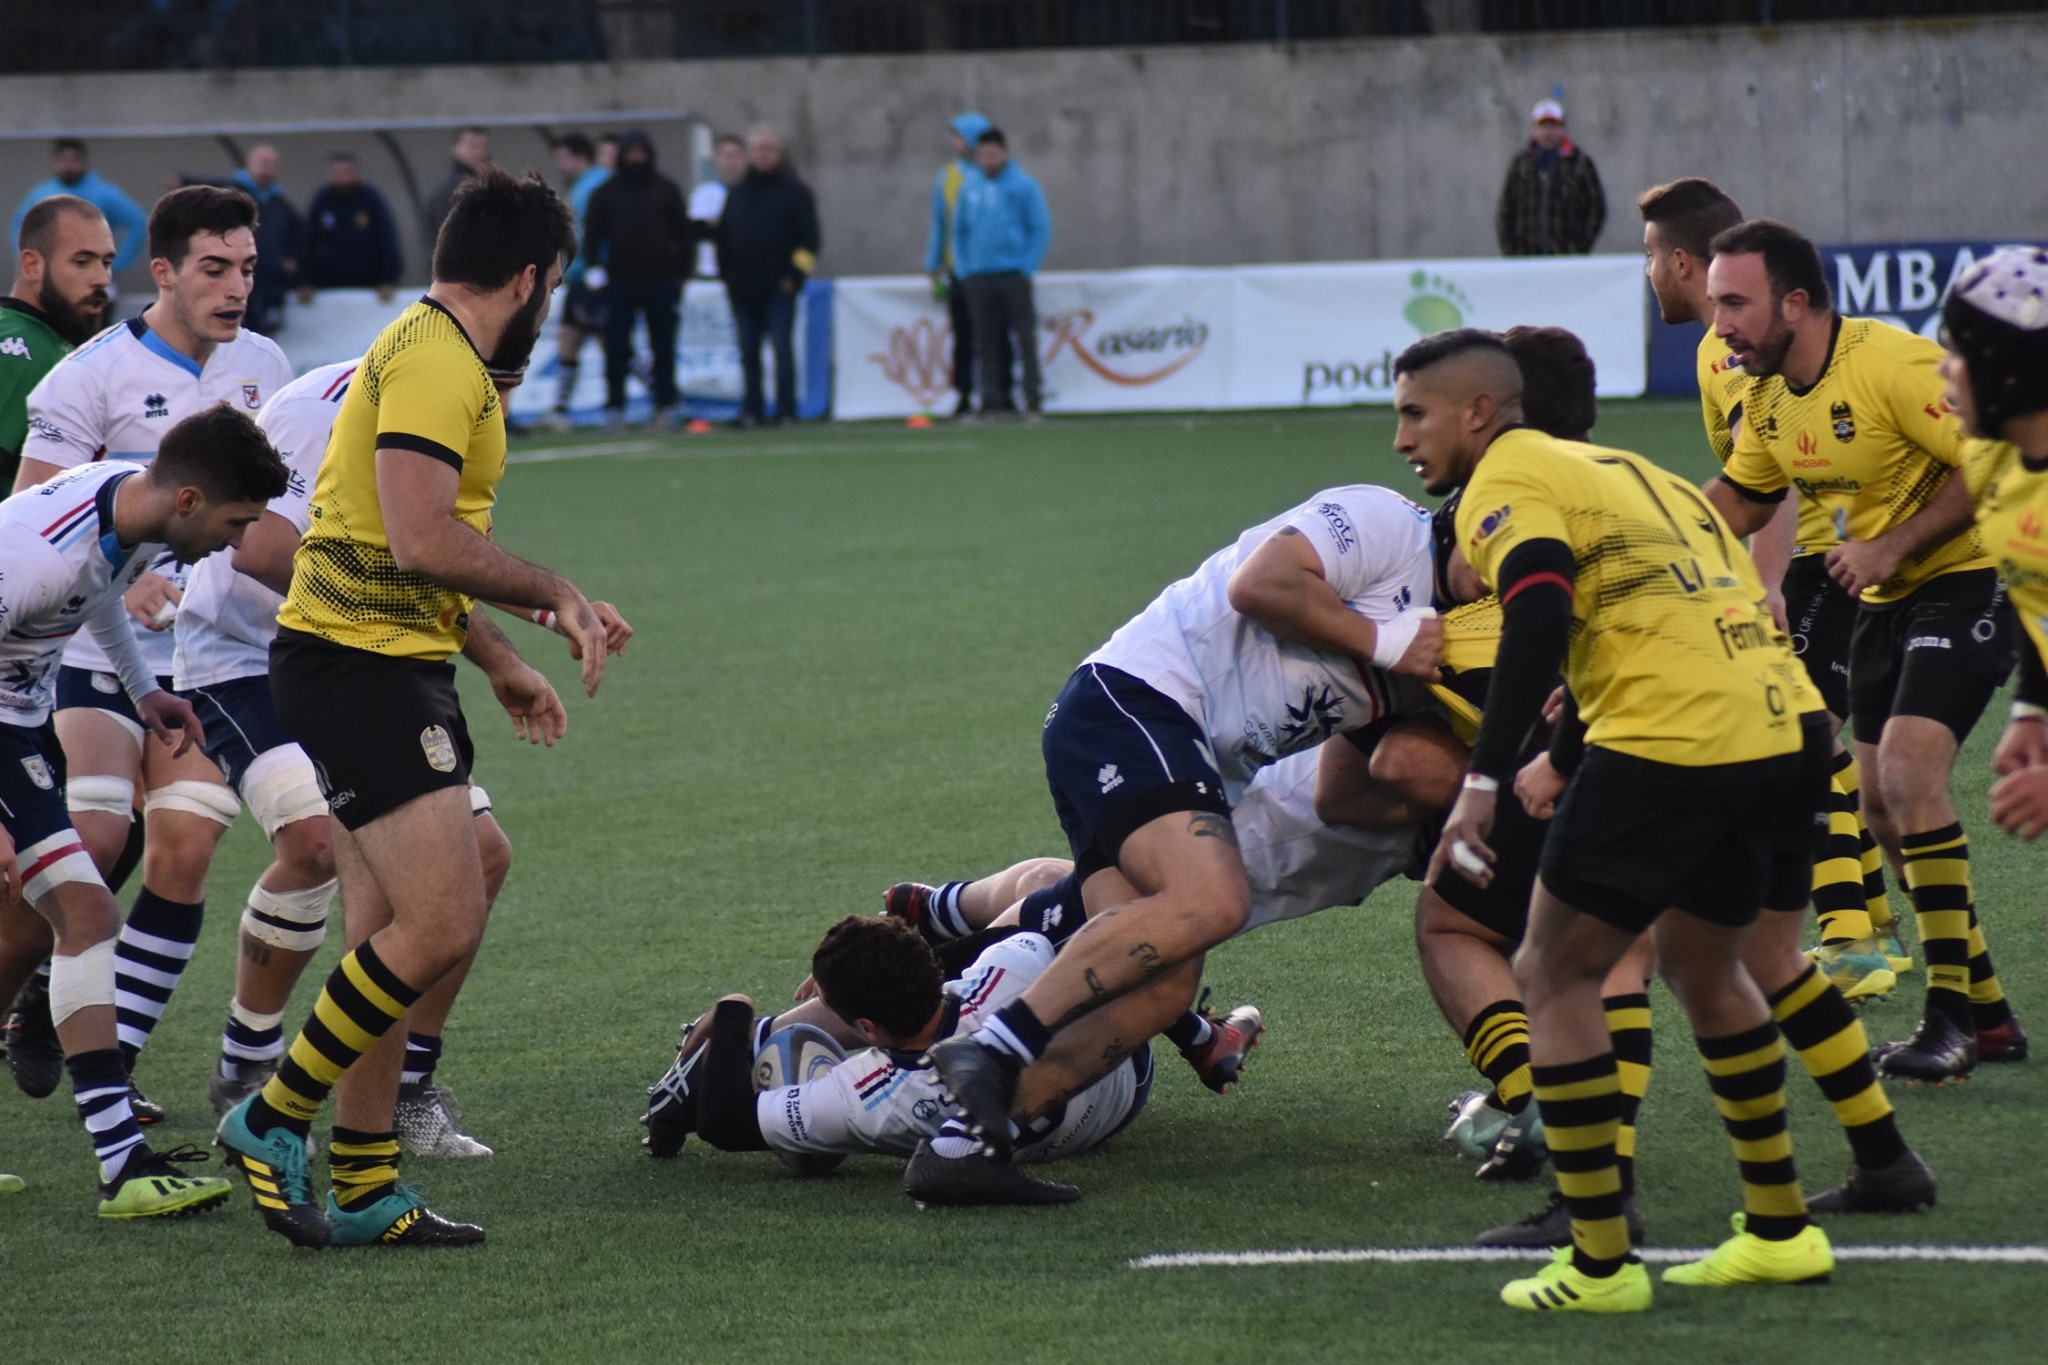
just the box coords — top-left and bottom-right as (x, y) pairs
(2, 198), (114, 488)
(581, 130), (692, 429)
(1702, 220), (2023, 1083)
(716, 127), (819, 427)
(215, 169), (615, 1250)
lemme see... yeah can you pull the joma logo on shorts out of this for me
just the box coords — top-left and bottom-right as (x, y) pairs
(1905, 635), (1952, 650)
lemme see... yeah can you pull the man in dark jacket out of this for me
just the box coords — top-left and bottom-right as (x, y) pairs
(1495, 99), (1606, 257)
(425, 126), (491, 254)
(582, 130), (694, 426)
(299, 154), (403, 298)
(716, 127), (820, 426)
(232, 145), (303, 335)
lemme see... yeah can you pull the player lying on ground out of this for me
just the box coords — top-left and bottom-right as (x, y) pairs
(641, 917), (1153, 1190)
(0, 404), (287, 1219)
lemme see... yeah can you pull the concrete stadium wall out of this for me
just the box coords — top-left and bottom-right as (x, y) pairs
(1, 15), (2042, 289)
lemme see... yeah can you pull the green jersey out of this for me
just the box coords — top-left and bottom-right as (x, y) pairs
(0, 297), (71, 482)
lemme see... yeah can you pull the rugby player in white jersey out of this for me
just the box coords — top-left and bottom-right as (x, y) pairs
(16, 185), (293, 1117)
(914, 480), (1442, 1202)
(0, 404), (286, 1216)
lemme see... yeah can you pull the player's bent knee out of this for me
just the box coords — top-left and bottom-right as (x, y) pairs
(243, 879), (338, 954)
(271, 817), (335, 882)
(144, 779), (240, 829)
(47, 936), (117, 1027)
(241, 745), (329, 840)
(65, 774), (135, 821)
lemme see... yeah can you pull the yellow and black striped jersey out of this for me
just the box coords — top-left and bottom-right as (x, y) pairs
(1428, 596), (1502, 745)
(1697, 330), (1746, 466)
(1723, 316), (1986, 601)
(1966, 437), (2048, 677)
(278, 299), (505, 660)
(1458, 428), (1807, 768)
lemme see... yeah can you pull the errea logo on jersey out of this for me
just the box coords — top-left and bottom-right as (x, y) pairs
(0, 336), (29, 360)
(143, 393), (169, 419)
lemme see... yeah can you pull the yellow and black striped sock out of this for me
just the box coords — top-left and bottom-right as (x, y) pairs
(1602, 994), (1653, 1200)
(1900, 823), (1975, 1026)
(1833, 751), (1894, 933)
(1699, 1022), (1808, 1240)
(1966, 908), (2013, 1029)
(330, 1127), (401, 1211)
(1767, 965), (1906, 1171)
(1813, 774), (1874, 945)
(251, 943), (420, 1137)
(1531, 1054), (1630, 1277)
(1462, 1000), (1533, 1114)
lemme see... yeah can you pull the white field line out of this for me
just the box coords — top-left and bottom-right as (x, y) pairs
(506, 437), (979, 465)
(1129, 1245), (2048, 1270)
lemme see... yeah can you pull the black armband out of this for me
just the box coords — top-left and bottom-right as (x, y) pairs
(1549, 688), (1587, 778)
(1468, 538), (1577, 783)
(1721, 476), (1787, 505)
(694, 999), (772, 1153)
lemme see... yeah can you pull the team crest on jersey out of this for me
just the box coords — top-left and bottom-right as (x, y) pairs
(143, 393), (168, 419)
(19, 755), (52, 790)
(1831, 401), (1856, 443)
(420, 725), (458, 773)
(1473, 504), (1511, 541)
(242, 383), (262, 410)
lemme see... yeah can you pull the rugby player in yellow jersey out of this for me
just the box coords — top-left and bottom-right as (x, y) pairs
(1941, 247), (2048, 841)
(1638, 179), (1902, 996)
(1703, 221), (2024, 1082)
(1405, 329), (1834, 1313)
(218, 169), (612, 1249)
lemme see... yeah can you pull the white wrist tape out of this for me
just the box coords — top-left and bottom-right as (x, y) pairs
(48, 937), (117, 1027)
(1369, 607), (1436, 670)
(1462, 773), (1501, 794)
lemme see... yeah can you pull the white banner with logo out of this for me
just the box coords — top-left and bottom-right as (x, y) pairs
(832, 256), (1646, 419)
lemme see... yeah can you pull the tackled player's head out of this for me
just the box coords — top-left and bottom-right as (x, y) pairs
(16, 195), (115, 344)
(433, 168), (577, 376)
(1940, 246), (2048, 441)
(1393, 328), (1523, 496)
(1706, 218), (1831, 380)
(148, 403), (291, 564)
(1637, 177), (1742, 324)
(809, 916), (945, 1047)
(148, 184), (260, 347)
(1503, 325), (1597, 443)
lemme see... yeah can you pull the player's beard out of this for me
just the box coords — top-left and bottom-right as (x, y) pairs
(1742, 308), (1796, 378)
(489, 281), (549, 375)
(38, 277), (109, 345)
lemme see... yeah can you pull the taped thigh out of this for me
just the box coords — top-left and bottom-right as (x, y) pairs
(66, 774), (137, 821)
(143, 778), (240, 829)
(20, 827), (108, 903)
(239, 743), (330, 838)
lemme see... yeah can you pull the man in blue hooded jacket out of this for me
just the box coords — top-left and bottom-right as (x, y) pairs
(953, 128), (1050, 418)
(10, 140), (149, 280)
(924, 113), (1010, 417)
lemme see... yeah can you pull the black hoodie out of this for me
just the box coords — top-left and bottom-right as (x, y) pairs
(582, 132), (696, 287)
(716, 162), (820, 303)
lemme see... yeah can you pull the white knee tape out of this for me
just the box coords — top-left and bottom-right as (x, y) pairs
(48, 936), (117, 1027)
(66, 775), (137, 820)
(242, 879), (337, 953)
(468, 783), (493, 817)
(19, 828), (107, 902)
(240, 744), (329, 838)
(144, 779), (240, 828)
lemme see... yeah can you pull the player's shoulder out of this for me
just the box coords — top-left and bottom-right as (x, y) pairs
(226, 327), (293, 373)
(1296, 484), (1431, 531)
(263, 360), (358, 413)
(37, 319), (129, 382)
(1837, 315), (1941, 376)
(1694, 328), (1741, 378)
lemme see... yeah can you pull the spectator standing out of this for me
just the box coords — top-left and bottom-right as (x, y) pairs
(953, 127), (1050, 419)
(1495, 98), (1606, 256)
(926, 111), (1011, 417)
(582, 130), (693, 428)
(299, 154), (403, 298)
(546, 133), (614, 429)
(9, 139), (149, 278)
(425, 126), (491, 253)
(1, 197), (115, 488)
(716, 127), (819, 427)
(688, 135), (745, 281)
(232, 145), (303, 335)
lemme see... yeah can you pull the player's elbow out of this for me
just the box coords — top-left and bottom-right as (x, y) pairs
(1224, 565), (1287, 622)
(383, 519), (443, 576)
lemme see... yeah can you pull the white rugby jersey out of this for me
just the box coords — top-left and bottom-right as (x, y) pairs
(22, 316), (292, 677)
(0, 464), (166, 726)
(1235, 747), (1414, 935)
(757, 933), (1142, 1165)
(174, 361), (347, 690)
(1087, 485), (1435, 801)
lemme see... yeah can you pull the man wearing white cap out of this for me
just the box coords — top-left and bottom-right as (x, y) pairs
(1496, 98), (1606, 257)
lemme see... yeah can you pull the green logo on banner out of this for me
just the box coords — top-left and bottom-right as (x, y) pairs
(1404, 270), (1472, 335)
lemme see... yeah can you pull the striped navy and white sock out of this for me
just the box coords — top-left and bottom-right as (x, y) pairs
(926, 882), (974, 940)
(114, 890), (205, 1066)
(401, 1033), (442, 1089)
(968, 999), (1051, 1065)
(66, 1047), (146, 1182)
(219, 1000), (285, 1079)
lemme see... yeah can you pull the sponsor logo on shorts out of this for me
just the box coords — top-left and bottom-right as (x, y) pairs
(1097, 763), (1124, 794)
(912, 1097), (942, 1123)
(19, 756), (52, 790)
(1971, 617), (1998, 643)
(1042, 901), (1065, 931)
(782, 1088), (808, 1141)
(421, 725), (458, 772)
(328, 787), (354, 810)
(1905, 634), (1952, 651)
(90, 671), (120, 694)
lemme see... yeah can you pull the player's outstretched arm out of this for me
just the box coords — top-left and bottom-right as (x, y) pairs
(377, 447), (608, 695)
(1227, 527), (1442, 679)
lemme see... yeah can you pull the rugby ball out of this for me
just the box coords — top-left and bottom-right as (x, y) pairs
(754, 1023), (849, 1177)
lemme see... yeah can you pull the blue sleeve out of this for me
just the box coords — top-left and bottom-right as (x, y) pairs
(102, 186), (151, 273)
(1022, 179), (1051, 275)
(923, 169), (948, 274)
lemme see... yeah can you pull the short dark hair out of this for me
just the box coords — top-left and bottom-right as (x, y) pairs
(1392, 326), (1512, 379)
(328, 151), (358, 165)
(553, 133), (595, 162)
(151, 404), (290, 505)
(1709, 218), (1832, 312)
(53, 138), (85, 158)
(808, 916), (943, 1040)
(148, 185), (259, 267)
(714, 133), (744, 151)
(1504, 325), (1597, 441)
(18, 194), (101, 258)
(1637, 177), (1744, 263)
(432, 168), (577, 291)
(977, 128), (1007, 149)
(456, 125), (488, 142)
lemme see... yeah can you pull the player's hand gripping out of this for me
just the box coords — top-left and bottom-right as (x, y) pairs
(1990, 766), (2048, 841)
(491, 660), (568, 747)
(124, 572), (182, 630)
(1515, 751), (1568, 820)
(569, 601), (634, 656)
(552, 587), (610, 697)
(1991, 717), (2048, 777)
(136, 690), (204, 758)
(1428, 782), (1498, 888)
(1823, 538), (1906, 597)
(1379, 612), (1445, 681)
